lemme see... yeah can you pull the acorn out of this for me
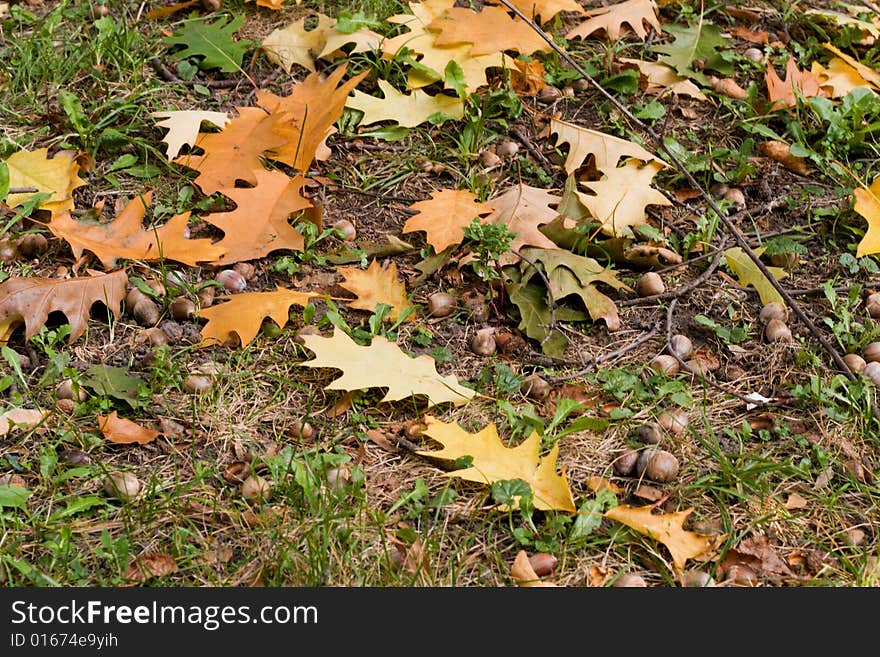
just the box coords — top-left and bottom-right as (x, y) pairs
(427, 292), (456, 318)
(613, 448), (640, 476)
(56, 378), (87, 402)
(169, 297), (196, 320)
(866, 293), (880, 319)
(132, 298), (160, 326)
(521, 374), (550, 401)
(90, 4), (111, 18)
(326, 467), (350, 490)
(723, 187), (746, 210)
(126, 286), (149, 310)
(232, 262), (256, 281)
(528, 553), (558, 577)
(462, 290), (489, 322)
(216, 269), (247, 293)
(843, 353), (866, 374)
(0, 239), (18, 263)
(103, 472), (141, 500)
(17, 233), (48, 258)
(636, 272), (665, 297)
(770, 252), (798, 269)
(681, 571), (715, 587)
(201, 0), (221, 10)
(183, 374), (212, 395)
(612, 573), (647, 587)
(743, 47), (763, 63)
(138, 327), (169, 347)
(332, 219), (357, 242)
(759, 301), (788, 324)
(865, 361), (880, 385)
(470, 329), (497, 356)
(0, 473), (26, 487)
(635, 423), (662, 445)
(538, 85), (562, 102)
(709, 182), (729, 200)
(496, 140), (520, 158)
(290, 419), (316, 441)
(636, 448), (680, 483)
(222, 461), (250, 484)
(764, 318), (792, 343)
(479, 150), (501, 168)
(241, 475), (270, 502)
(668, 334), (693, 360)
(650, 354), (680, 376)
(863, 341), (880, 363)
(197, 285), (215, 309)
(657, 409), (688, 436)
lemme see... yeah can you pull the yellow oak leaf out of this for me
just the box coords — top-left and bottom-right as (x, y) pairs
(812, 57), (878, 98)
(317, 27), (383, 61)
(575, 159), (672, 237)
(427, 5), (552, 56)
(619, 57), (708, 101)
(47, 192), (224, 269)
(854, 175), (880, 258)
(197, 287), (318, 348)
(723, 246), (788, 304)
(151, 110), (230, 160)
(417, 416), (576, 512)
(566, 0), (661, 41)
(261, 13), (335, 72)
(347, 79), (464, 128)
(550, 117), (660, 175)
(823, 43), (880, 89)
(485, 183), (562, 265)
(337, 259), (414, 322)
(604, 504), (724, 570)
(4, 148), (86, 216)
(488, 0), (584, 22)
(402, 189), (495, 252)
(98, 411), (161, 445)
(256, 64), (368, 172)
(173, 106), (292, 195)
(298, 328), (475, 408)
(765, 56), (824, 110)
(0, 270), (127, 342)
(806, 8), (880, 40)
(383, 1), (508, 92)
(203, 169), (313, 266)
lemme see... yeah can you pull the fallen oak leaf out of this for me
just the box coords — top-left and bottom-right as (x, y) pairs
(511, 550), (558, 587)
(4, 148), (86, 216)
(151, 110), (231, 160)
(484, 183), (562, 265)
(402, 188), (495, 253)
(346, 79), (464, 128)
(566, 0), (661, 41)
(196, 287), (318, 348)
(812, 58), (878, 98)
(261, 13), (335, 72)
(0, 269), (127, 343)
(488, 0), (584, 23)
(822, 43), (880, 90)
(124, 552), (179, 585)
(619, 57), (708, 101)
(723, 246), (788, 305)
(298, 328), (475, 408)
(417, 415), (576, 511)
(604, 504), (724, 570)
(427, 5), (552, 56)
(758, 140), (811, 176)
(854, 174), (880, 258)
(765, 56), (824, 110)
(47, 192), (225, 269)
(0, 408), (48, 436)
(98, 411), (161, 445)
(337, 259), (415, 322)
(550, 117), (659, 175)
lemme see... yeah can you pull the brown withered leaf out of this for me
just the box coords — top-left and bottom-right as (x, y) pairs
(0, 270), (126, 343)
(427, 6), (552, 56)
(337, 259), (415, 322)
(484, 183), (562, 265)
(511, 550), (558, 587)
(203, 169), (314, 266)
(47, 192), (224, 269)
(758, 140), (811, 176)
(124, 552), (179, 584)
(765, 57), (824, 110)
(402, 189), (495, 253)
(98, 411), (161, 445)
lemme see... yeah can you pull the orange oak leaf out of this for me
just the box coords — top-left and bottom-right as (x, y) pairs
(489, 0), (584, 22)
(485, 183), (562, 265)
(0, 270), (127, 342)
(203, 169), (313, 266)
(256, 64), (368, 172)
(246, 0), (284, 8)
(196, 287), (318, 348)
(172, 106), (292, 195)
(47, 192), (224, 269)
(261, 13), (335, 72)
(604, 504), (724, 570)
(510, 58), (548, 95)
(99, 411), (161, 445)
(337, 259), (414, 322)
(402, 189), (495, 253)
(566, 0), (661, 41)
(427, 6), (552, 56)
(765, 57), (824, 110)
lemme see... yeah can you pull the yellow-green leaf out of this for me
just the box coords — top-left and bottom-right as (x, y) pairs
(723, 246), (788, 305)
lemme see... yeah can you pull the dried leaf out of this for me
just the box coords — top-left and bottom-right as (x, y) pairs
(99, 411), (161, 445)
(489, 0), (584, 22)
(261, 13), (335, 72)
(576, 159), (672, 237)
(550, 117), (659, 175)
(510, 58), (547, 95)
(337, 259), (414, 322)
(0, 408), (47, 436)
(511, 550), (558, 586)
(417, 416), (576, 512)
(427, 6), (552, 56)
(566, 0), (660, 41)
(347, 79), (464, 128)
(823, 43), (880, 89)
(485, 183), (562, 265)
(125, 552), (179, 584)
(317, 26), (383, 61)
(203, 170), (313, 266)
(707, 75), (749, 99)
(151, 111), (230, 160)
(4, 148), (86, 216)
(604, 504), (723, 570)
(0, 270), (126, 342)
(765, 56), (824, 110)
(298, 328), (475, 408)
(197, 287), (318, 348)
(246, 0), (285, 10)
(812, 57), (878, 97)
(48, 192), (224, 269)
(854, 175), (880, 258)
(723, 246), (788, 304)
(619, 57), (708, 100)
(402, 189), (494, 253)
(758, 140), (810, 176)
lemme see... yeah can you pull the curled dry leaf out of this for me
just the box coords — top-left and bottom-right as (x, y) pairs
(124, 552), (179, 584)
(511, 550), (558, 587)
(98, 411), (161, 445)
(758, 140), (810, 176)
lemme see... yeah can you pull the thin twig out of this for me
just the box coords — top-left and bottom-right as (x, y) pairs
(8, 187), (38, 194)
(547, 324), (660, 383)
(496, 0), (856, 380)
(149, 58), (243, 89)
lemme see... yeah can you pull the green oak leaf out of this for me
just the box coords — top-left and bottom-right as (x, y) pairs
(162, 15), (256, 73)
(724, 246), (788, 305)
(82, 365), (145, 408)
(652, 21), (732, 85)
